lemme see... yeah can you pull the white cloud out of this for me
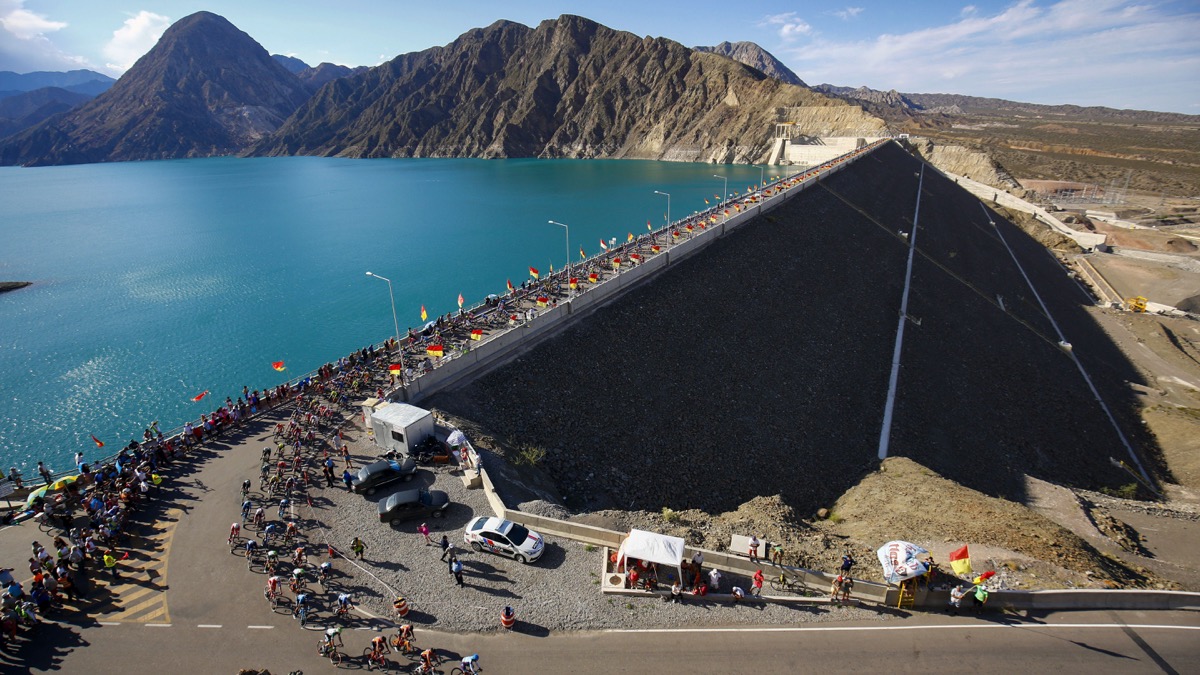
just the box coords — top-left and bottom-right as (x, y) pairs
(759, 12), (813, 41)
(771, 0), (1200, 113)
(103, 10), (169, 72)
(0, 0), (90, 72)
(833, 7), (864, 20)
(0, 3), (65, 39)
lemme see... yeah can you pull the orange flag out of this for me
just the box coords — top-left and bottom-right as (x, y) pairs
(90, 434), (105, 448)
(192, 390), (209, 402)
(420, 305), (428, 321)
(272, 361), (286, 371)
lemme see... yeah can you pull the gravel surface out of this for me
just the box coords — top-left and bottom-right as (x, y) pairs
(285, 415), (889, 635)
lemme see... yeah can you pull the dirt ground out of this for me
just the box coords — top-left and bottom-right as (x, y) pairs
(1087, 254), (1200, 307)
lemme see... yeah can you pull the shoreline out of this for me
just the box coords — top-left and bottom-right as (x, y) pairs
(0, 281), (31, 293)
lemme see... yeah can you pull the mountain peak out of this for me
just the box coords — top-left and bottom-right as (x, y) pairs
(693, 41), (805, 86)
(1, 11), (310, 166)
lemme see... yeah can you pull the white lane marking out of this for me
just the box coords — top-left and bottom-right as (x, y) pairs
(99, 621), (121, 626)
(197, 624), (222, 628)
(604, 623), (1200, 634)
(145, 623), (172, 628)
(247, 625), (275, 629)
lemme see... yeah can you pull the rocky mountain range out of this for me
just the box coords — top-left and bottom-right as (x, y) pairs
(693, 41), (805, 86)
(0, 12), (311, 166)
(815, 84), (1200, 124)
(0, 12), (880, 166)
(254, 15), (875, 161)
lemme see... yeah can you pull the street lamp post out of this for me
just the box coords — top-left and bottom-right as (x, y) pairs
(547, 220), (570, 297)
(653, 190), (671, 232)
(712, 174), (728, 221)
(365, 271), (405, 386)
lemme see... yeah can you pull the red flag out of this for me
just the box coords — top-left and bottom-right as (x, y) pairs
(470, 329), (483, 341)
(949, 545), (972, 576)
(271, 361), (286, 371)
(506, 279), (514, 293)
(90, 434), (105, 448)
(388, 364), (402, 375)
(192, 390), (209, 402)
(426, 345), (444, 357)
(529, 266), (539, 280)
(599, 239), (608, 251)
(420, 305), (427, 321)
(457, 293), (464, 309)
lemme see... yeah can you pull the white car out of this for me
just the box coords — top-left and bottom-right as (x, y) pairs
(463, 516), (544, 564)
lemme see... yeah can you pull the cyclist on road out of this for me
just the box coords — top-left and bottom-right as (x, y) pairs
(241, 478), (251, 495)
(370, 634), (390, 656)
(461, 653), (480, 674)
(336, 592), (354, 614)
(278, 498), (291, 519)
(319, 561), (333, 583)
(263, 523), (278, 545)
(293, 545), (306, 566)
(253, 507), (265, 528)
(293, 592), (309, 620)
(244, 538), (258, 557)
(266, 549), (279, 571)
(241, 500), (252, 521)
(228, 522), (240, 544)
(261, 446), (272, 463)
(285, 521), (299, 540)
(419, 648), (438, 673)
(266, 575), (281, 596)
(323, 626), (343, 647)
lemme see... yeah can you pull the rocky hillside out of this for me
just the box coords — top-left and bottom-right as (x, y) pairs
(271, 55), (367, 90)
(0, 69), (114, 96)
(253, 15), (878, 162)
(693, 41), (805, 86)
(0, 12), (311, 166)
(905, 137), (1023, 192)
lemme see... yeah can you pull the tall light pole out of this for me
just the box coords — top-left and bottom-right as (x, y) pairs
(713, 174), (728, 221)
(653, 190), (671, 230)
(365, 271), (404, 385)
(758, 165), (765, 191)
(547, 220), (570, 296)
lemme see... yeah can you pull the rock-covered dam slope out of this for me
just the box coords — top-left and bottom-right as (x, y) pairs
(431, 142), (1157, 515)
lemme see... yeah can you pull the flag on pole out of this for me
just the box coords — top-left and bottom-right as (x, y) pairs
(705, 198), (710, 205)
(536, 296), (548, 307)
(646, 221), (652, 232)
(272, 361), (286, 371)
(714, 193), (720, 201)
(579, 246), (585, 260)
(388, 364), (402, 375)
(192, 390), (209, 402)
(457, 293), (464, 309)
(549, 262), (553, 273)
(420, 305), (428, 321)
(90, 434), (105, 448)
(506, 279), (514, 293)
(612, 258), (621, 270)
(569, 277), (578, 289)
(470, 329), (483, 341)
(949, 545), (972, 576)
(599, 239), (608, 251)
(627, 232), (634, 243)
(529, 266), (539, 280)
(588, 273), (598, 283)
(426, 345), (444, 357)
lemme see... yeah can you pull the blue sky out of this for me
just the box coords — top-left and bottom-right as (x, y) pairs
(2, 0), (1197, 113)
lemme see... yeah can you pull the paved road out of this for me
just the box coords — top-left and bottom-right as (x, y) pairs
(3, 415), (1197, 673)
(3, 609), (1197, 673)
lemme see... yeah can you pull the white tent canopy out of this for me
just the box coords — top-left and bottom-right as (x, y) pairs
(617, 529), (686, 570)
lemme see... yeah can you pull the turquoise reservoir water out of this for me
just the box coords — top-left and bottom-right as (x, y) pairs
(0, 157), (767, 473)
